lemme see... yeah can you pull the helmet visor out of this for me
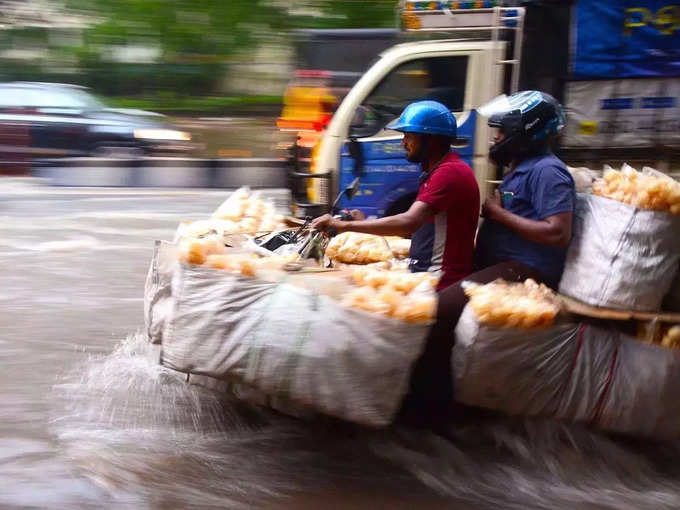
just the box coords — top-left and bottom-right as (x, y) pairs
(476, 94), (513, 119)
(478, 95), (521, 134)
(477, 91), (546, 118)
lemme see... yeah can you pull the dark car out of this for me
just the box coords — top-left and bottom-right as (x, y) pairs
(0, 82), (194, 163)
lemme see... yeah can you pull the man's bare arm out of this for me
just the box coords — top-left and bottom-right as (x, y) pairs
(310, 201), (435, 237)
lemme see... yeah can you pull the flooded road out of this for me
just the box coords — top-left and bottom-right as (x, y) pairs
(3, 177), (680, 509)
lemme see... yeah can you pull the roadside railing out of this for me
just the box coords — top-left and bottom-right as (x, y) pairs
(32, 157), (289, 188)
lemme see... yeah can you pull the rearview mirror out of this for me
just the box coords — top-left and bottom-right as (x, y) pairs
(349, 105), (383, 138)
(351, 106), (367, 127)
(330, 177), (361, 215)
(345, 177), (360, 200)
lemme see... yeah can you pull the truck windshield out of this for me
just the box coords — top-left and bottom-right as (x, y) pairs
(364, 55), (468, 118)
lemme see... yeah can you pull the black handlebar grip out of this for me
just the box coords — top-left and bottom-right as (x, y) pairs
(336, 210), (353, 222)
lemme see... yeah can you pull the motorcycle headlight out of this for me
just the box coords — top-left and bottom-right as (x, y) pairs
(133, 129), (191, 141)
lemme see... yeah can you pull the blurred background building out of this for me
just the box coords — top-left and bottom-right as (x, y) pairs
(0, 0), (403, 160)
(0, 1), (398, 108)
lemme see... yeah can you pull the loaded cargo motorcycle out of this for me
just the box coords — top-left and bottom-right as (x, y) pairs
(144, 157), (680, 438)
(143, 0), (680, 438)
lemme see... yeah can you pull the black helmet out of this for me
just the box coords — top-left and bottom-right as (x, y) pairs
(478, 91), (565, 167)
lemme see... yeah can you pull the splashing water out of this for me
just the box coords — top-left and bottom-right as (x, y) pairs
(50, 332), (680, 510)
(4, 179), (677, 508)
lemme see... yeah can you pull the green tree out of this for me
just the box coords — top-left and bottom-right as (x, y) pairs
(317, 0), (398, 28)
(62, 0), (398, 97)
(285, 1), (398, 29)
(67, 0), (289, 95)
(68, 0), (288, 57)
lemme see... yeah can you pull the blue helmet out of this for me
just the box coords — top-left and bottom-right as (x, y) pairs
(386, 100), (457, 137)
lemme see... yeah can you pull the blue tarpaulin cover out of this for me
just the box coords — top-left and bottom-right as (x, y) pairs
(572, 0), (680, 78)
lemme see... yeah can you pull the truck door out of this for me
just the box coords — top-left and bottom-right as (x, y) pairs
(337, 53), (479, 217)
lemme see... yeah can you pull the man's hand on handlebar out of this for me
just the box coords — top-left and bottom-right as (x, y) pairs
(311, 209), (364, 233)
(310, 214), (338, 232)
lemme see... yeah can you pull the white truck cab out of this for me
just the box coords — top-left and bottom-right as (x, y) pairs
(294, 2), (525, 218)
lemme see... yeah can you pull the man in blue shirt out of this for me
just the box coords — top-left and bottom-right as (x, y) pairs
(475, 152), (574, 288)
(474, 91), (574, 287)
(402, 91), (575, 425)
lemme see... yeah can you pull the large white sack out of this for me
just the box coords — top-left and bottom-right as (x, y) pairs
(143, 241), (177, 345)
(144, 244), (318, 420)
(160, 264), (429, 427)
(559, 193), (680, 311)
(453, 306), (680, 439)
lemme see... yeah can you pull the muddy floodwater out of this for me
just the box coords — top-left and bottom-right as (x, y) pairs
(2, 177), (680, 509)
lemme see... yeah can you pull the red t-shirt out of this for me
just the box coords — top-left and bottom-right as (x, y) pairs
(409, 152), (480, 290)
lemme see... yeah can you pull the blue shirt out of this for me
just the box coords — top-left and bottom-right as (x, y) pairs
(475, 153), (575, 287)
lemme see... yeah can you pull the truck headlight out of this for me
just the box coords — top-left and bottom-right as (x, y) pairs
(133, 129), (191, 141)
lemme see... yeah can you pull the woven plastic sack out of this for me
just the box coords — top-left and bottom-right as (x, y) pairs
(453, 306), (680, 439)
(160, 264), (429, 427)
(559, 193), (680, 311)
(143, 241), (178, 345)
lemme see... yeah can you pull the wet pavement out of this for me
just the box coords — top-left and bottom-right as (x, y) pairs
(2, 177), (680, 510)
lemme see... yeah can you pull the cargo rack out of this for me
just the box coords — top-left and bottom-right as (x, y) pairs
(399, 1), (525, 92)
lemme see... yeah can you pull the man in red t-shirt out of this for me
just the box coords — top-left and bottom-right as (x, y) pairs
(311, 100), (479, 290)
